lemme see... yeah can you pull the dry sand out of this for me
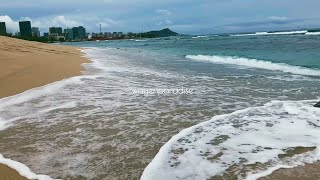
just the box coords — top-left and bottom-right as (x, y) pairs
(0, 36), (89, 179)
(0, 36), (89, 98)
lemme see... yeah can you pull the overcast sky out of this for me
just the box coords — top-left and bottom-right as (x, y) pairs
(1, 0), (320, 35)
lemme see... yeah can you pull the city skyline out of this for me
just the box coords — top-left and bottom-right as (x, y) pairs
(0, 19), (163, 37)
(1, 0), (320, 35)
(0, 20), (156, 42)
(0, 20), (174, 37)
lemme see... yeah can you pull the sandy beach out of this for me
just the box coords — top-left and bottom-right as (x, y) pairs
(0, 36), (89, 179)
(0, 36), (89, 98)
(0, 164), (27, 180)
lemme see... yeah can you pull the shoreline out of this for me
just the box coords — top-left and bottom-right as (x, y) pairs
(0, 36), (90, 98)
(0, 164), (27, 180)
(0, 36), (319, 179)
(0, 36), (90, 179)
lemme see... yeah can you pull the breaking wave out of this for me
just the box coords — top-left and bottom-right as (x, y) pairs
(231, 30), (308, 36)
(0, 154), (57, 180)
(305, 32), (320, 35)
(192, 36), (207, 39)
(142, 100), (320, 180)
(186, 55), (320, 76)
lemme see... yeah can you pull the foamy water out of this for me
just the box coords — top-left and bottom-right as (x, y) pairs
(0, 154), (57, 180)
(142, 100), (320, 180)
(0, 36), (320, 180)
(230, 30), (309, 36)
(186, 55), (320, 77)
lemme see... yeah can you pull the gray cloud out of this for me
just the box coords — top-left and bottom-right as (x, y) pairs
(0, 16), (19, 32)
(2, 0), (320, 34)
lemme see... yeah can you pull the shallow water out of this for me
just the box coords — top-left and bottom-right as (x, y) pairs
(0, 34), (320, 179)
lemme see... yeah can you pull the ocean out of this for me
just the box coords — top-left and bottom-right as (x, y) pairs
(0, 31), (320, 179)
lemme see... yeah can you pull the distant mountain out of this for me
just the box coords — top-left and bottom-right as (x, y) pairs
(144, 28), (178, 37)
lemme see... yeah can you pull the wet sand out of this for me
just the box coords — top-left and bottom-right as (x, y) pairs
(0, 164), (27, 180)
(260, 163), (320, 180)
(0, 36), (89, 98)
(0, 36), (89, 179)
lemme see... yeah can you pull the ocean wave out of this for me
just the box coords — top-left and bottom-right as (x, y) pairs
(186, 55), (320, 76)
(0, 154), (58, 180)
(0, 76), (85, 109)
(82, 48), (185, 79)
(0, 70), (98, 131)
(135, 39), (148, 42)
(305, 32), (320, 35)
(142, 100), (320, 180)
(231, 30), (307, 36)
(0, 76), (89, 131)
(192, 35), (207, 39)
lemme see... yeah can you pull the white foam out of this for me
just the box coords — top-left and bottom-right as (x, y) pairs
(141, 100), (320, 180)
(39, 102), (78, 114)
(186, 55), (320, 76)
(245, 147), (320, 180)
(0, 117), (10, 131)
(135, 39), (148, 42)
(0, 75), (99, 131)
(192, 36), (207, 39)
(265, 74), (318, 81)
(0, 76), (87, 109)
(245, 165), (293, 180)
(82, 48), (185, 79)
(257, 30), (307, 35)
(0, 154), (58, 180)
(0, 49), (97, 131)
(231, 30), (307, 36)
(305, 32), (320, 35)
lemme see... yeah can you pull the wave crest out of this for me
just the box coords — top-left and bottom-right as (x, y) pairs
(231, 30), (308, 36)
(186, 55), (320, 76)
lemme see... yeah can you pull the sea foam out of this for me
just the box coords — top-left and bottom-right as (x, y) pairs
(231, 30), (308, 36)
(192, 36), (207, 39)
(305, 32), (320, 35)
(141, 100), (320, 180)
(0, 154), (57, 180)
(186, 55), (320, 76)
(0, 70), (99, 132)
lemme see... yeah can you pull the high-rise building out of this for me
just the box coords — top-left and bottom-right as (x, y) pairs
(91, 33), (97, 38)
(15, 32), (21, 37)
(104, 32), (112, 37)
(64, 28), (74, 40)
(72, 26), (87, 39)
(0, 22), (6, 35)
(43, 32), (49, 38)
(31, 27), (40, 37)
(49, 27), (63, 35)
(71, 27), (78, 39)
(19, 21), (32, 38)
(80, 26), (86, 38)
